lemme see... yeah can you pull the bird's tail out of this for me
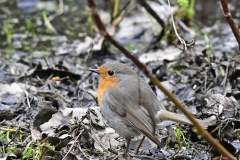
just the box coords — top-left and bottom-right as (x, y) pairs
(158, 110), (209, 129)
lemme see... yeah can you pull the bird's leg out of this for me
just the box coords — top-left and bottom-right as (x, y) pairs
(124, 138), (131, 159)
(135, 136), (145, 154)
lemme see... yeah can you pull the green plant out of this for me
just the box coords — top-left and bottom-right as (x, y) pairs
(204, 31), (213, 54)
(221, 66), (226, 76)
(146, 11), (161, 33)
(22, 140), (51, 160)
(125, 43), (142, 53)
(0, 127), (55, 160)
(113, 0), (119, 19)
(87, 8), (94, 30)
(6, 147), (18, 153)
(42, 10), (58, 34)
(26, 19), (36, 37)
(175, 127), (189, 149)
(89, 147), (93, 155)
(22, 141), (34, 159)
(175, 127), (200, 157)
(37, 140), (43, 159)
(4, 22), (13, 46)
(177, 0), (195, 26)
(2, 22), (13, 58)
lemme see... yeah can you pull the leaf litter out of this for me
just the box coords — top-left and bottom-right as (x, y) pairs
(0, 0), (240, 159)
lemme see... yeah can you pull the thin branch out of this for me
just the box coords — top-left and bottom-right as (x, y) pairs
(138, 0), (165, 52)
(48, 0), (64, 21)
(62, 129), (84, 160)
(167, 0), (194, 51)
(220, 0), (240, 50)
(138, 0), (164, 31)
(87, 0), (235, 159)
(111, 0), (130, 24)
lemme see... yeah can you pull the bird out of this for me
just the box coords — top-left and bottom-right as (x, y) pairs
(89, 61), (209, 158)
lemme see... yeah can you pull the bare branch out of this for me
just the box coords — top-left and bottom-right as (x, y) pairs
(220, 0), (240, 50)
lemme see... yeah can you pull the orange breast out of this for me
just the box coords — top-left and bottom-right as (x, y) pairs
(97, 74), (118, 106)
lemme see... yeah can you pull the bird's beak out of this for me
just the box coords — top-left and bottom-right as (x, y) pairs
(89, 68), (100, 74)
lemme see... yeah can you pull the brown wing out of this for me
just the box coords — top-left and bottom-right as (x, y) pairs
(104, 88), (162, 146)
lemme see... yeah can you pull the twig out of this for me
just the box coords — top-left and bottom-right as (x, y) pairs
(75, 72), (92, 95)
(220, 0), (240, 50)
(62, 129), (84, 160)
(112, 153), (123, 160)
(88, 132), (107, 152)
(138, 0), (165, 52)
(1, 140), (6, 155)
(87, 0), (236, 159)
(78, 143), (88, 159)
(108, 148), (118, 155)
(5, 127), (21, 148)
(48, 0), (64, 21)
(0, 127), (17, 132)
(24, 90), (31, 108)
(167, 0), (194, 51)
(42, 11), (58, 34)
(111, 0), (131, 25)
(78, 88), (98, 105)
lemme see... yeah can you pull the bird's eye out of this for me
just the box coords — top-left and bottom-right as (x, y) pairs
(108, 70), (114, 76)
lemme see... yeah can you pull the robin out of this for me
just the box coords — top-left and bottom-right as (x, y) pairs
(89, 61), (208, 158)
